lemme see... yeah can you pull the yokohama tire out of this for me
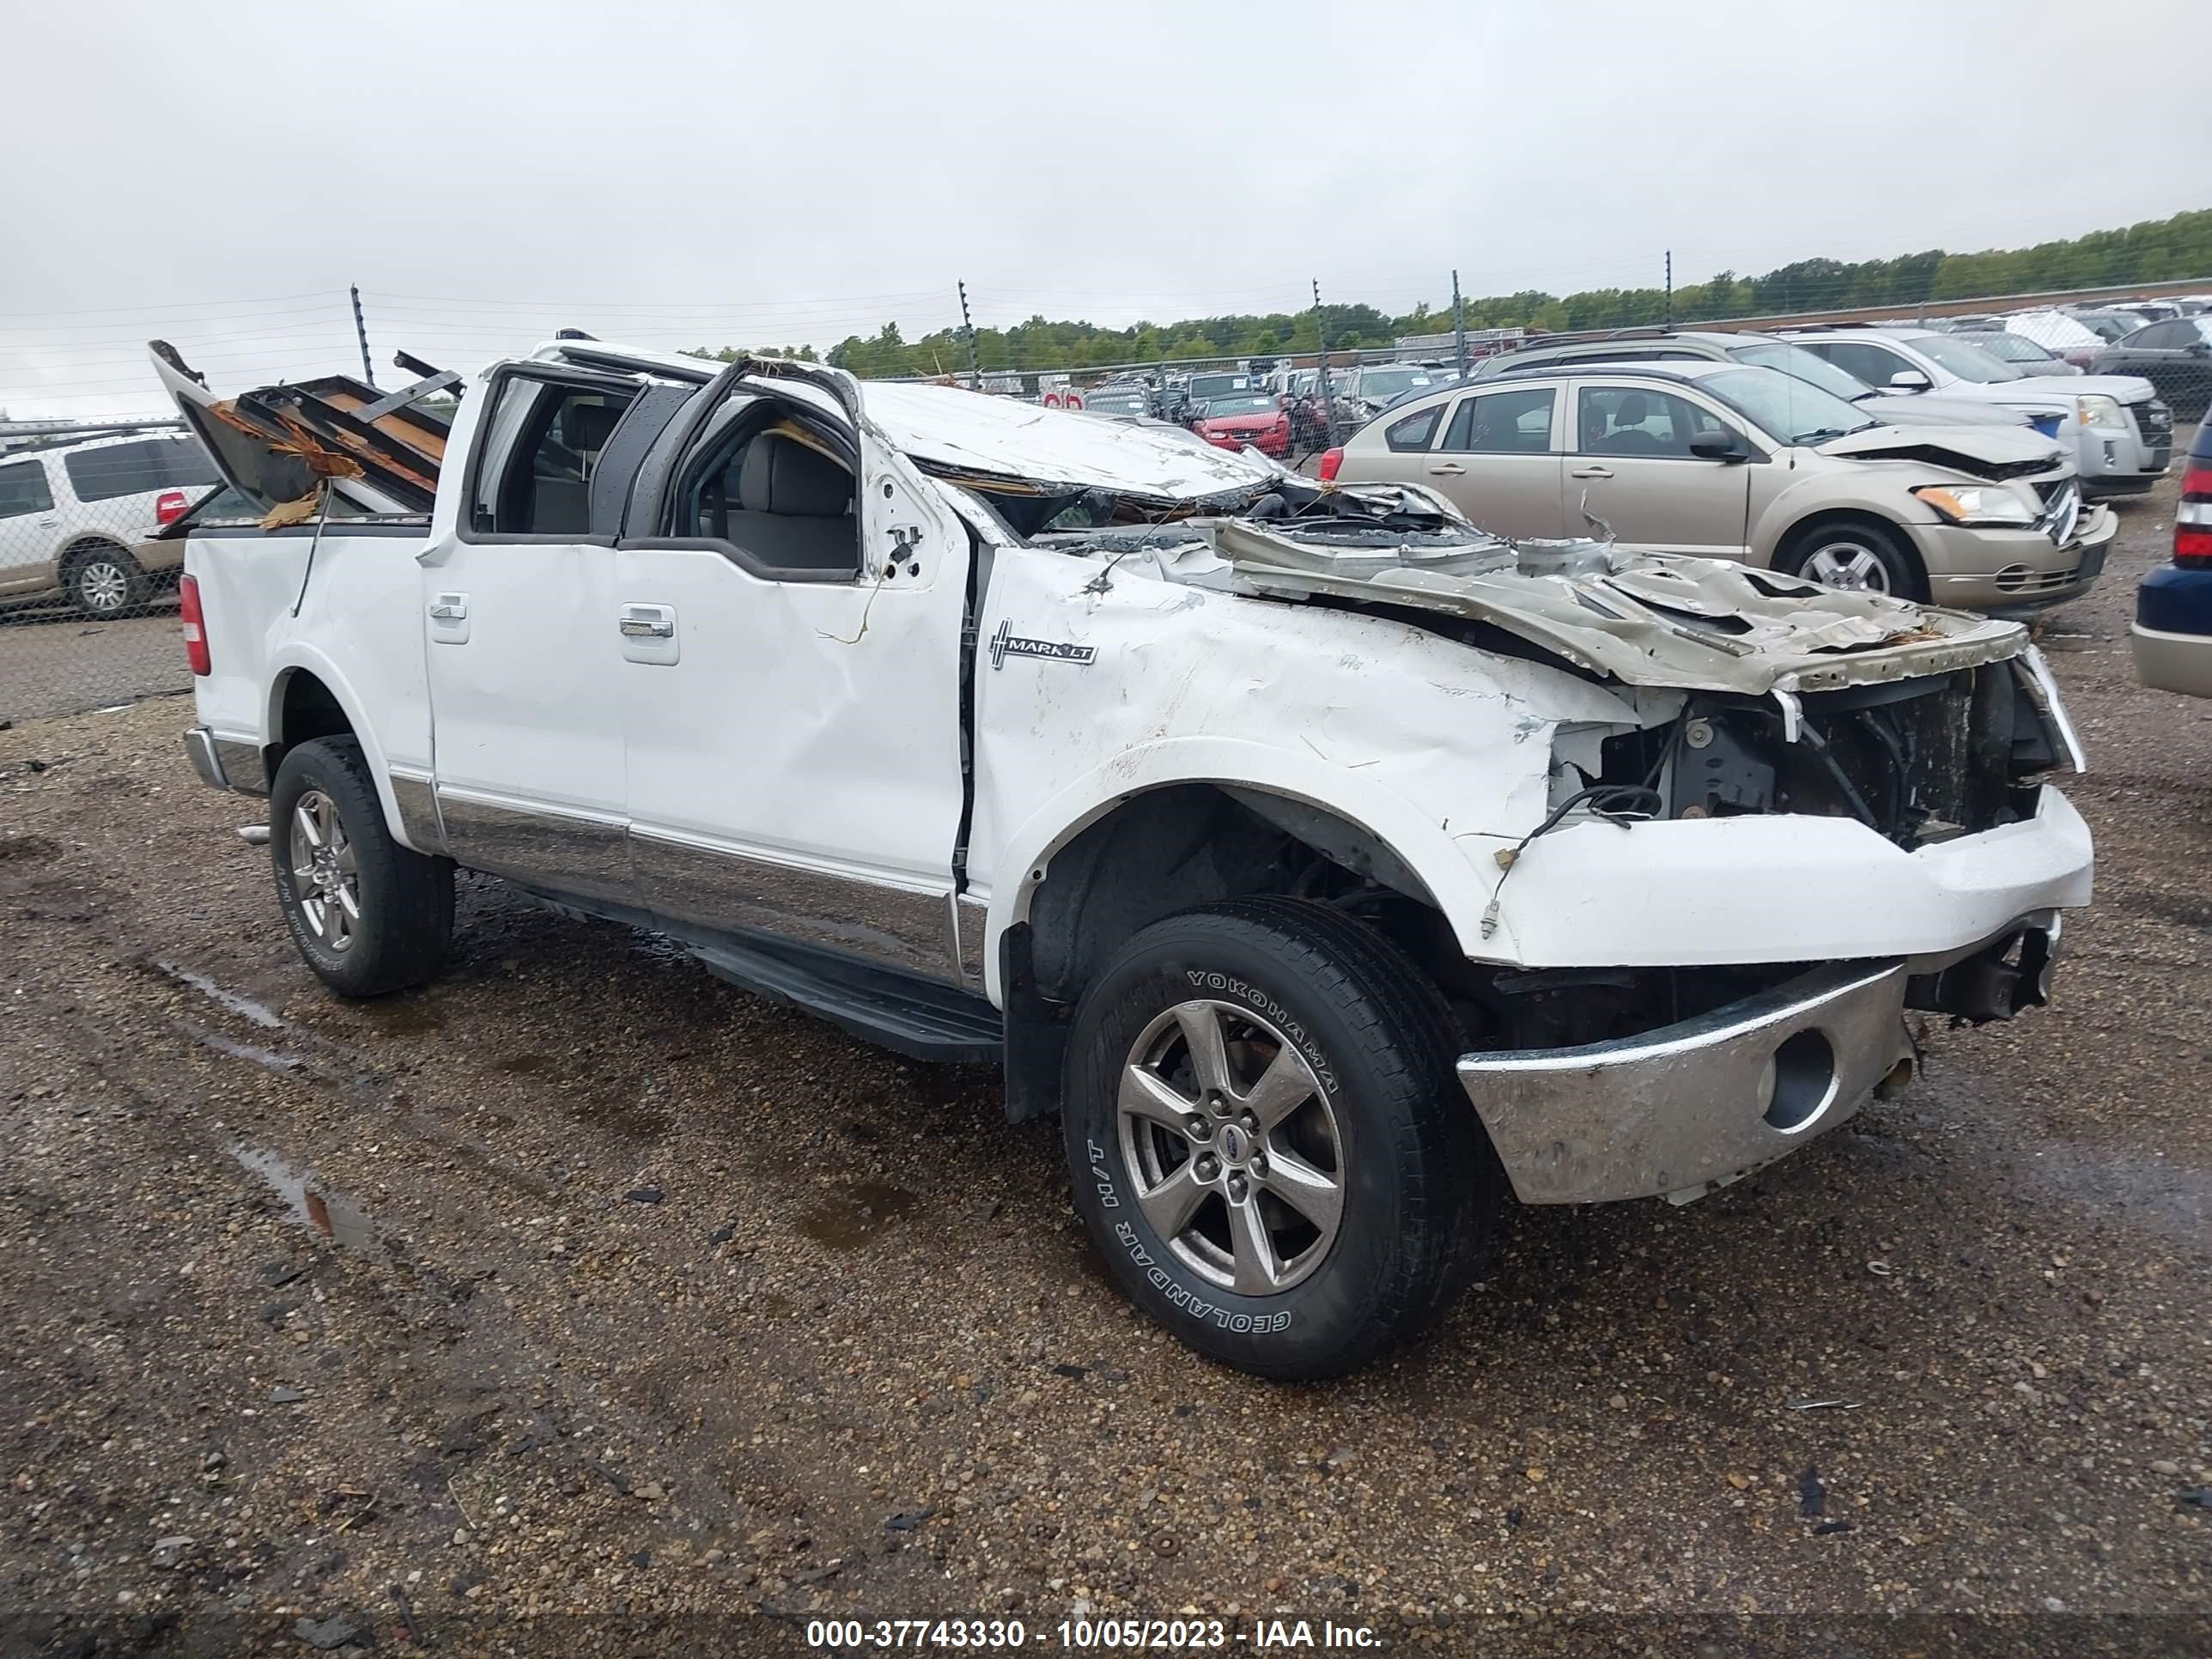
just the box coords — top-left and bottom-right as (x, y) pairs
(269, 736), (453, 998)
(1062, 897), (1505, 1378)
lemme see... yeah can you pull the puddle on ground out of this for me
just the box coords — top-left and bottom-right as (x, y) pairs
(758, 1291), (796, 1320)
(151, 960), (284, 1030)
(174, 1019), (301, 1076)
(795, 1181), (918, 1250)
(232, 1146), (377, 1253)
(494, 1052), (555, 1076)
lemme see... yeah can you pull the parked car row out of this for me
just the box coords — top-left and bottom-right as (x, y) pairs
(0, 430), (219, 617)
(1327, 356), (2115, 613)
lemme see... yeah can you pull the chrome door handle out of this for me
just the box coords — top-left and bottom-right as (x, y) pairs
(1571, 465), (1614, 479)
(428, 593), (469, 620)
(618, 604), (675, 639)
(1427, 461), (1466, 476)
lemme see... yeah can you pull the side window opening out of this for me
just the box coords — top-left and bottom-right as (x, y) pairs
(681, 409), (859, 577)
(471, 378), (636, 537)
(1442, 386), (1555, 453)
(0, 459), (56, 520)
(1383, 406), (1443, 452)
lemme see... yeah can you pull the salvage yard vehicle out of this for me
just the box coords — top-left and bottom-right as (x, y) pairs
(0, 431), (219, 617)
(1472, 327), (2041, 432)
(1329, 361), (2113, 609)
(2089, 316), (2212, 422)
(161, 337), (2094, 1380)
(1780, 325), (2172, 499)
(1190, 392), (1292, 458)
(2132, 408), (2212, 699)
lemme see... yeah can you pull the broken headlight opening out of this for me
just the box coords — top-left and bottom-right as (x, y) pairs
(1586, 658), (2063, 849)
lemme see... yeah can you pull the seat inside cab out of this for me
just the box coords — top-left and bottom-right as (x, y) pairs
(695, 428), (857, 574)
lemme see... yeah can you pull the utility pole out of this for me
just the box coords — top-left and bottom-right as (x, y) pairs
(957, 281), (981, 390)
(1313, 279), (1334, 447)
(349, 285), (375, 386)
(1662, 250), (1673, 331)
(1451, 269), (1468, 380)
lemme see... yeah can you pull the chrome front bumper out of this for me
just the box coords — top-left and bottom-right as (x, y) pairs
(1456, 961), (1912, 1206)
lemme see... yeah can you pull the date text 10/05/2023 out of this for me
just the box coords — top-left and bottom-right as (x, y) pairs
(804, 1616), (1381, 1650)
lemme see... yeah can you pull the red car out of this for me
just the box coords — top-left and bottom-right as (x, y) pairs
(1191, 392), (1291, 458)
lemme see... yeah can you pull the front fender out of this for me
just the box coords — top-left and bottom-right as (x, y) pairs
(982, 737), (1526, 1004)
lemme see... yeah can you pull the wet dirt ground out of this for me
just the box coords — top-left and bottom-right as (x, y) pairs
(1, 481), (2208, 1656)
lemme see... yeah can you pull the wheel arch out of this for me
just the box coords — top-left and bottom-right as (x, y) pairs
(1768, 507), (1929, 599)
(988, 756), (1484, 1124)
(261, 650), (410, 848)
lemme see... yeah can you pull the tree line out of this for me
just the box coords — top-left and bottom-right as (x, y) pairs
(683, 208), (2212, 378)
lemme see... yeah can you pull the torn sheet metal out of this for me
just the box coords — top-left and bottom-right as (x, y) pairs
(1197, 520), (2028, 696)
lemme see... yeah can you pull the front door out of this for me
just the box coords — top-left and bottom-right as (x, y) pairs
(613, 381), (972, 982)
(1565, 380), (1751, 556)
(422, 368), (637, 902)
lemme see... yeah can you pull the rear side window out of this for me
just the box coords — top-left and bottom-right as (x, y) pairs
(0, 459), (56, 519)
(62, 439), (219, 502)
(1383, 407), (1443, 451)
(1441, 386), (1555, 453)
(469, 376), (635, 537)
(1809, 340), (1911, 386)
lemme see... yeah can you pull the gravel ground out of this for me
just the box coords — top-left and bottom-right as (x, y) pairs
(1, 483), (2208, 1656)
(0, 601), (186, 726)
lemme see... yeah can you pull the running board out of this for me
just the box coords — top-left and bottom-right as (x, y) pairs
(509, 881), (1003, 1064)
(687, 936), (1003, 1062)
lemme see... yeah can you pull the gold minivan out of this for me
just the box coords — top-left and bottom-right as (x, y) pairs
(1330, 360), (2114, 611)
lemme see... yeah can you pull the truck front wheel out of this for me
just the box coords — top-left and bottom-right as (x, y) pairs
(269, 737), (453, 997)
(1061, 897), (1505, 1378)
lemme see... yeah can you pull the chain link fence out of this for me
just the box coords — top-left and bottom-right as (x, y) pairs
(0, 421), (216, 723)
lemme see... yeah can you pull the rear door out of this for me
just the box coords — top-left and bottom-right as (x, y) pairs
(420, 366), (640, 902)
(612, 374), (973, 982)
(0, 457), (59, 598)
(1565, 379), (1750, 556)
(1419, 383), (1565, 538)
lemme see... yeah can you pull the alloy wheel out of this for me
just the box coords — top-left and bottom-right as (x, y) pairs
(1799, 540), (1892, 593)
(1116, 998), (1346, 1295)
(288, 788), (361, 952)
(77, 559), (130, 613)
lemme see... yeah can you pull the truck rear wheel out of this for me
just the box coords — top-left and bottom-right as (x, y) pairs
(269, 737), (453, 997)
(1061, 896), (1504, 1378)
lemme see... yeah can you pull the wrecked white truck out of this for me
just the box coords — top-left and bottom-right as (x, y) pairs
(155, 338), (2093, 1378)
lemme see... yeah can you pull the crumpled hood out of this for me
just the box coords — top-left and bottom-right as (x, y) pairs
(1815, 422), (2066, 473)
(857, 379), (1284, 501)
(1189, 520), (2028, 696)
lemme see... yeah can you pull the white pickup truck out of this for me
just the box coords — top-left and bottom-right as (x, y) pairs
(157, 337), (2093, 1378)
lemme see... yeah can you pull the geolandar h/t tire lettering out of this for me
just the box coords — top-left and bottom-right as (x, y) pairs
(1062, 896), (1505, 1379)
(268, 736), (454, 998)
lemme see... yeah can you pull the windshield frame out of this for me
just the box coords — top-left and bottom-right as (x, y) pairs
(1726, 339), (1880, 403)
(1697, 365), (1881, 447)
(1908, 332), (2027, 383)
(1199, 395), (1281, 418)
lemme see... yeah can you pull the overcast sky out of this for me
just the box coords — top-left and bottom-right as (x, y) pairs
(4, 0), (2207, 416)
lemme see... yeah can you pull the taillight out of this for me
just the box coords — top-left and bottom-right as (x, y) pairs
(2178, 462), (2212, 568)
(179, 573), (210, 675)
(1318, 447), (1344, 483)
(154, 489), (188, 526)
